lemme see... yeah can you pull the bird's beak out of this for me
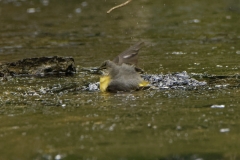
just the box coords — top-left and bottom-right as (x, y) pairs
(97, 60), (108, 71)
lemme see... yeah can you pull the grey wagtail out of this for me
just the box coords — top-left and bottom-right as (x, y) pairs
(99, 60), (149, 92)
(98, 42), (148, 92)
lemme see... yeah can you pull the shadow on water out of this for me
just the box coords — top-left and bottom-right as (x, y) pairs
(1, 0), (240, 160)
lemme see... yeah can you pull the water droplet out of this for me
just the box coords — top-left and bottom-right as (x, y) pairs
(220, 128), (230, 133)
(55, 154), (62, 160)
(211, 104), (225, 108)
(27, 8), (36, 13)
(226, 15), (231, 19)
(75, 8), (81, 13)
(41, 0), (49, 6)
(176, 126), (182, 130)
(12, 126), (19, 129)
(109, 124), (116, 131)
(81, 2), (88, 7)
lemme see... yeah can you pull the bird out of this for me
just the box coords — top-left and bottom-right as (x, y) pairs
(99, 60), (149, 92)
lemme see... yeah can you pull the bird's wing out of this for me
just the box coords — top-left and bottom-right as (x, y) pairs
(112, 42), (144, 65)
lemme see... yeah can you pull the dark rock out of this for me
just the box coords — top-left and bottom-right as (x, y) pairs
(0, 56), (76, 77)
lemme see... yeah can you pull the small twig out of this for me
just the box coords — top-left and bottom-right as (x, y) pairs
(107, 0), (132, 13)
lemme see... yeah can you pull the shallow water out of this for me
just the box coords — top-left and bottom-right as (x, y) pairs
(1, 0), (240, 159)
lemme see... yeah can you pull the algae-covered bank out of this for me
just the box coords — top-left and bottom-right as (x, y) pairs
(1, 0), (240, 159)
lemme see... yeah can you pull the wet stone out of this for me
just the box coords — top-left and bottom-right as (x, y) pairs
(82, 82), (100, 91)
(142, 71), (207, 90)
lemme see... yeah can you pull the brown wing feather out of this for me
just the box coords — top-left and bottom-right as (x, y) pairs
(112, 42), (144, 66)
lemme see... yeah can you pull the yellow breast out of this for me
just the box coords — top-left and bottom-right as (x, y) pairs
(100, 75), (111, 92)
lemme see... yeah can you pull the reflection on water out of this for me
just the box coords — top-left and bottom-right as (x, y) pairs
(1, 0), (240, 159)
